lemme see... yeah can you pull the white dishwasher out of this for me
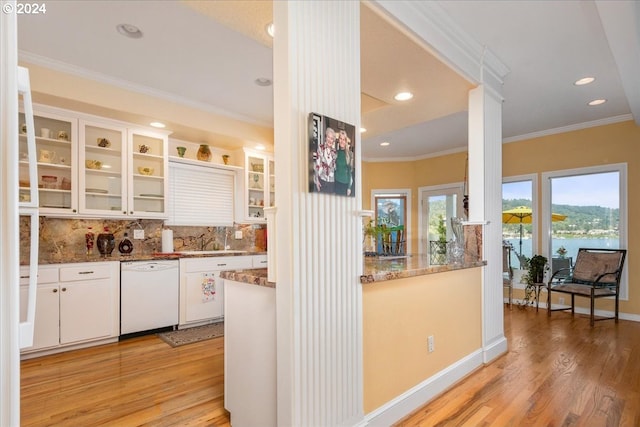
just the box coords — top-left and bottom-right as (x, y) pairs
(120, 260), (179, 335)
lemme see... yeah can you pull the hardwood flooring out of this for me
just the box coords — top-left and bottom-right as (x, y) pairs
(21, 308), (640, 426)
(396, 308), (640, 427)
(20, 335), (230, 426)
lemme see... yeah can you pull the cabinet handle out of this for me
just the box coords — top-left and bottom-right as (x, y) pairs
(20, 275), (29, 279)
(53, 288), (58, 293)
(78, 271), (94, 275)
(61, 287), (67, 292)
(217, 263), (227, 267)
(73, 209), (77, 213)
(130, 211), (133, 215)
(123, 211), (127, 215)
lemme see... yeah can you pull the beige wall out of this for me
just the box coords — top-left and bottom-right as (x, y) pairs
(362, 120), (640, 315)
(362, 267), (482, 412)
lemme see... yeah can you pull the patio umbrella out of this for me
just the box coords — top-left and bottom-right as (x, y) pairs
(502, 206), (567, 258)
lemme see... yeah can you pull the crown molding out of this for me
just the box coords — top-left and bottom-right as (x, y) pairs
(18, 51), (272, 128)
(503, 114), (634, 144)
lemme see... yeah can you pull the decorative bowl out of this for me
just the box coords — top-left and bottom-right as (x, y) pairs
(138, 167), (154, 176)
(251, 163), (264, 173)
(42, 175), (57, 189)
(85, 160), (103, 170)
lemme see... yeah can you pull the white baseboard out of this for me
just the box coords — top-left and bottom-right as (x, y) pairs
(363, 349), (484, 427)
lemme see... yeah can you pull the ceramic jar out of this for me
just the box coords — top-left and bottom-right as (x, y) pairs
(197, 144), (212, 161)
(97, 229), (116, 257)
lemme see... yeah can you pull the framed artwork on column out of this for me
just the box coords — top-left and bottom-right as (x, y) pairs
(308, 113), (356, 197)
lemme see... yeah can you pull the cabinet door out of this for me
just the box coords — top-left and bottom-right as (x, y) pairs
(183, 271), (225, 322)
(244, 151), (269, 222)
(59, 279), (113, 344)
(128, 128), (168, 218)
(19, 108), (78, 213)
(79, 119), (128, 216)
(20, 284), (60, 350)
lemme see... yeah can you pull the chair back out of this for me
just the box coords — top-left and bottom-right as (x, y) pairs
(571, 248), (626, 286)
(551, 257), (572, 280)
(502, 245), (513, 278)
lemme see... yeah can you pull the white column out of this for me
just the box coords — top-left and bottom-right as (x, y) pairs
(273, 2), (364, 426)
(468, 85), (507, 363)
(0, 1), (21, 425)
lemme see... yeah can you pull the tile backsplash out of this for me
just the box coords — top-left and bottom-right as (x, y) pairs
(19, 217), (267, 264)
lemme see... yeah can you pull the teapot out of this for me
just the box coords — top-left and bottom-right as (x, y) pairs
(38, 149), (57, 164)
(138, 144), (150, 154)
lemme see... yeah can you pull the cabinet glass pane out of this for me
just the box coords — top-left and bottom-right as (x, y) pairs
(83, 125), (124, 212)
(19, 111), (74, 209)
(131, 133), (165, 214)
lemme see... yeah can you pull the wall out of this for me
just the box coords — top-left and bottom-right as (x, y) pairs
(362, 267), (482, 413)
(362, 119), (640, 316)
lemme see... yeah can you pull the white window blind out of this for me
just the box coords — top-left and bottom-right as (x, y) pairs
(168, 162), (235, 226)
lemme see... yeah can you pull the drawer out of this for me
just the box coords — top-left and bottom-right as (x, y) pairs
(182, 256), (252, 273)
(252, 255), (268, 268)
(59, 264), (112, 282)
(19, 266), (58, 285)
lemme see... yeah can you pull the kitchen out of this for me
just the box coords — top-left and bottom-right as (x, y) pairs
(5, 1), (496, 425)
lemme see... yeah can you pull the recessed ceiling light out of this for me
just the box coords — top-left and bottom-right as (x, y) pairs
(575, 77), (595, 86)
(588, 99), (606, 106)
(255, 77), (272, 87)
(394, 92), (413, 101)
(150, 122), (165, 128)
(360, 127), (367, 133)
(266, 23), (275, 38)
(255, 144), (266, 151)
(380, 142), (390, 147)
(116, 23), (143, 39)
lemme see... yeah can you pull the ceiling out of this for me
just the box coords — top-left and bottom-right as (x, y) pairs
(17, 1), (640, 161)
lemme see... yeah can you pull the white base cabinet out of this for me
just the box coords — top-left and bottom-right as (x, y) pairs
(179, 256), (254, 328)
(20, 261), (120, 358)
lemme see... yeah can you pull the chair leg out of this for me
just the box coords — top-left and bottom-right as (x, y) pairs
(590, 289), (595, 327)
(571, 294), (575, 316)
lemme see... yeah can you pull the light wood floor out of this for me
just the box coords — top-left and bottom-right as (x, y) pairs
(21, 308), (640, 426)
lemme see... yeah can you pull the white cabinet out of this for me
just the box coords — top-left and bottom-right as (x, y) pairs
(242, 148), (274, 222)
(20, 262), (120, 356)
(79, 119), (169, 218)
(179, 256), (254, 328)
(18, 107), (78, 214)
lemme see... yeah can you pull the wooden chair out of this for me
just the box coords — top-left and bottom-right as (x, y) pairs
(547, 248), (626, 326)
(503, 244), (513, 308)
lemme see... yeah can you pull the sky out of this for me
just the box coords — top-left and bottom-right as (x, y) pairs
(503, 171), (619, 209)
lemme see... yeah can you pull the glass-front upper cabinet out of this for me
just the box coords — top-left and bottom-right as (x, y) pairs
(127, 128), (168, 218)
(18, 108), (78, 214)
(79, 120), (168, 218)
(243, 149), (274, 222)
(79, 119), (127, 216)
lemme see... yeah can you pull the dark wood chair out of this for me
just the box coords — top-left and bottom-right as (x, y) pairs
(547, 248), (626, 326)
(503, 244), (513, 308)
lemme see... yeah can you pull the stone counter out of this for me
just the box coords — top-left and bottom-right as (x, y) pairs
(30, 251), (267, 265)
(360, 255), (486, 284)
(220, 268), (274, 288)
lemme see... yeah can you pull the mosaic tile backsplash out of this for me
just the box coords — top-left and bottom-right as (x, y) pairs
(19, 217), (267, 264)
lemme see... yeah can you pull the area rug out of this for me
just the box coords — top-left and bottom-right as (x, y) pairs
(157, 322), (224, 347)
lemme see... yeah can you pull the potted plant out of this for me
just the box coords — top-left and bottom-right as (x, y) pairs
(521, 254), (549, 306)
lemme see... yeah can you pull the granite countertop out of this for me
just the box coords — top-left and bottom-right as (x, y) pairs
(220, 268), (274, 288)
(35, 251), (267, 265)
(360, 255), (486, 284)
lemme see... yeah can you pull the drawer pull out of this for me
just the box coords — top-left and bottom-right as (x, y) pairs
(217, 263), (227, 267)
(78, 271), (94, 275)
(20, 275), (29, 279)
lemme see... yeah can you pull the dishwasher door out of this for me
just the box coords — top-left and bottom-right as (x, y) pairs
(120, 260), (179, 335)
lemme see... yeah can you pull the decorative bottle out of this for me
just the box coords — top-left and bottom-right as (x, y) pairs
(85, 227), (95, 256)
(97, 227), (116, 257)
(197, 144), (212, 161)
(118, 232), (133, 255)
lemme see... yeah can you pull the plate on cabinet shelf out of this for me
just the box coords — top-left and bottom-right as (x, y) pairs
(86, 188), (108, 194)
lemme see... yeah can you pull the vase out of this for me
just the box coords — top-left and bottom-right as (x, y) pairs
(447, 240), (465, 265)
(97, 231), (115, 257)
(118, 233), (133, 255)
(197, 144), (212, 161)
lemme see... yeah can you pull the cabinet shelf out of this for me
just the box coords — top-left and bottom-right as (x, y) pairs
(85, 168), (121, 177)
(133, 152), (163, 160)
(20, 134), (72, 148)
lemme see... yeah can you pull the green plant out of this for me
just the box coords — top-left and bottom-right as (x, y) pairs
(521, 254), (549, 306)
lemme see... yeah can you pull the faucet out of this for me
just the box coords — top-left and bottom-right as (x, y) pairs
(199, 234), (214, 251)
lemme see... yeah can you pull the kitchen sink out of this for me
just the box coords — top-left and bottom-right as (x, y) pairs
(177, 250), (249, 255)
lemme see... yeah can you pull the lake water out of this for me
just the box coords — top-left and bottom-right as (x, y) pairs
(505, 237), (620, 268)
